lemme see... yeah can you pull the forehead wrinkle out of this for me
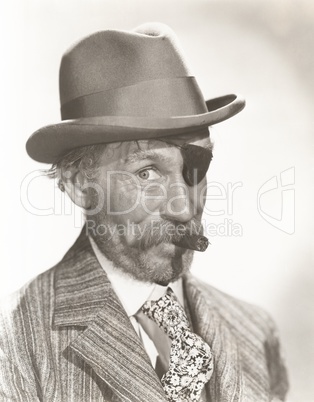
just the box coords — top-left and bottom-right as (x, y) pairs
(161, 135), (213, 151)
(123, 148), (174, 165)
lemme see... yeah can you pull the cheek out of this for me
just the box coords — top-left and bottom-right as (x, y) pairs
(138, 183), (166, 216)
(115, 192), (164, 222)
(108, 182), (139, 215)
(106, 177), (164, 222)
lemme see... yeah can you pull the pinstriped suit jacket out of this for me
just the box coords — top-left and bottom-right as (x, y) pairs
(0, 229), (288, 402)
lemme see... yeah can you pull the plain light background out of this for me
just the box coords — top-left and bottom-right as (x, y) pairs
(1, 1), (313, 401)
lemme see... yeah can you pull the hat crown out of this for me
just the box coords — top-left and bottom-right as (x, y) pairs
(59, 23), (191, 106)
(26, 22), (245, 164)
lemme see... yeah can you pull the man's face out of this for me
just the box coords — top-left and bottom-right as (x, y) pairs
(86, 134), (210, 284)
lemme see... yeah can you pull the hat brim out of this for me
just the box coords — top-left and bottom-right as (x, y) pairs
(26, 94), (245, 163)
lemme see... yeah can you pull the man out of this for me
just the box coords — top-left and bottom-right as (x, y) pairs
(0, 23), (288, 401)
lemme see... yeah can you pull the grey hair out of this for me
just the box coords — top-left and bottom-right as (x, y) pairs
(44, 144), (109, 190)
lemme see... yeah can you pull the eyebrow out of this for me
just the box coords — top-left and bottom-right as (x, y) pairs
(162, 136), (213, 150)
(123, 149), (173, 165)
(123, 138), (213, 165)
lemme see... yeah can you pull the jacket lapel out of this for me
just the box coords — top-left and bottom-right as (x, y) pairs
(184, 274), (273, 402)
(184, 274), (243, 402)
(53, 229), (166, 402)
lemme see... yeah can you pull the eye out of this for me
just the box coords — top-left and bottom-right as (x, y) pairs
(137, 167), (161, 181)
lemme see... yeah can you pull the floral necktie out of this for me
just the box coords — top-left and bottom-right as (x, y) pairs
(142, 288), (213, 402)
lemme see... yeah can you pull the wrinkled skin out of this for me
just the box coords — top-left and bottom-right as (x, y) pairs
(86, 134), (211, 284)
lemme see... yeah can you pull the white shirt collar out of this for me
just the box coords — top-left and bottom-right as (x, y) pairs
(89, 236), (184, 317)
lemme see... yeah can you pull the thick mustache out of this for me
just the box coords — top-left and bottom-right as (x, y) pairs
(136, 219), (203, 250)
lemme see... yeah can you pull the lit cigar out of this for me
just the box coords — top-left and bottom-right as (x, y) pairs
(172, 234), (210, 252)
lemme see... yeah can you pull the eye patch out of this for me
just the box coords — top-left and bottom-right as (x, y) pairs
(181, 144), (213, 186)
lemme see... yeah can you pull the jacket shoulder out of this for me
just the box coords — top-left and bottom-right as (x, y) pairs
(0, 227), (89, 327)
(0, 266), (55, 336)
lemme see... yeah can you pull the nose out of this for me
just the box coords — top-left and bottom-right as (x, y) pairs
(160, 174), (196, 223)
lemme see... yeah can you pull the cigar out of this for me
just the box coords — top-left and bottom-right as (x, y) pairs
(172, 234), (210, 252)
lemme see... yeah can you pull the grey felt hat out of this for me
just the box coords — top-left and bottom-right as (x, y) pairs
(26, 22), (245, 163)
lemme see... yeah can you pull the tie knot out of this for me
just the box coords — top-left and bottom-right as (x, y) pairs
(142, 288), (190, 339)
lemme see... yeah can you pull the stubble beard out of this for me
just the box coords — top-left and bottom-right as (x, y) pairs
(86, 211), (195, 285)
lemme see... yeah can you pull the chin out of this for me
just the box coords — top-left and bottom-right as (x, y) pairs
(142, 243), (187, 265)
(137, 246), (194, 284)
(93, 230), (193, 284)
(148, 242), (177, 256)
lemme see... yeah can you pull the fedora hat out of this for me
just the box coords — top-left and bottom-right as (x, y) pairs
(26, 22), (245, 163)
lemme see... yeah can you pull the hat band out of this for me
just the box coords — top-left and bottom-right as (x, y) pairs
(61, 77), (208, 120)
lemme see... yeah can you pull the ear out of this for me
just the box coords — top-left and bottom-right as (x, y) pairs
(61, 165), (92, 210)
